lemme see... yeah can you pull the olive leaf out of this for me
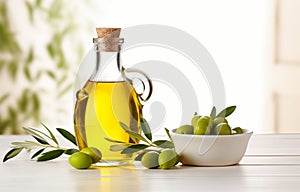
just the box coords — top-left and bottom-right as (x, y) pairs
(216, 106), (236, 118)
(41, 123), (58, 145)
(110, 144), (129, 151)
(153, 140), (174, 149)
(56, 128), (77, 146)
(164, 128), (173, 143)
(23, 127), (52, 143)
(134, 152), (146, 161)
(140, 117), (152, 141)
(119, 122), (150, 144)
(64, 148), (79, 155)
(208, 106), (217, 133)
(3, 148), (23, 162)
(104, 137), (126, 143)
(31, 148), (45, 159)
(210, 106), (216, 119)
(37, 149), (65, 161)
(11, 141), (46, 149)
(134, 150), (153, 161)
(32, 135), (49, 145)
(121, 144), (149, 154)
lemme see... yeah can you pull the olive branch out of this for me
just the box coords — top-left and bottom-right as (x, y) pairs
(3, 123), (78, 162)
(3, 118), (175, 163)
(106, 117), (175, 161)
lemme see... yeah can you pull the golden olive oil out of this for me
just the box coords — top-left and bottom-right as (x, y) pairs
(74, 81), (142, 164)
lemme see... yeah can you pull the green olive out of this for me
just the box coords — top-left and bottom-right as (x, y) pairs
(68, 152), (92, 169)
(194, 116), (211, 135)
(175, 154), (181, 165)
(213, 117), (228, 125)
(214, 123), (232, 135)
(191, 116), (201, 128)
(211, 117), (228, 135)
(201, 116), (210, 121)
(80, 147), (102, 163)
(158, 149), (177, 169)
(176, 125), (194, 134)
(233, 127), (244, 134)
(141, 151), (160, 169)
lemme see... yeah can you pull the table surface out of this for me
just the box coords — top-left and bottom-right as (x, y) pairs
(1, 134), (300, 192)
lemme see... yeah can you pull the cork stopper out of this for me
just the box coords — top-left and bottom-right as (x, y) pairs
(94, 28), (122, 52)
(96, 28), (121, 39)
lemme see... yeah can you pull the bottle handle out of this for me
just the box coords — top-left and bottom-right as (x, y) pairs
(122, 68), (153, 102)
(117, 48), (153, 103)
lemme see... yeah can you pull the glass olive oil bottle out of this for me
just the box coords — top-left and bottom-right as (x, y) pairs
(74, 28), (152, 166)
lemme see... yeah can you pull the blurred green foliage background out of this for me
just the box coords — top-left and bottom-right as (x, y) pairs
(0, 0), (92, 134)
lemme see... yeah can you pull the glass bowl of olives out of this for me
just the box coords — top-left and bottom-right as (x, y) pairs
(170, 106), (253, 166)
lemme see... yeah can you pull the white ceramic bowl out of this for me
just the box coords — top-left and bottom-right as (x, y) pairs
(170, 129), (253, 166)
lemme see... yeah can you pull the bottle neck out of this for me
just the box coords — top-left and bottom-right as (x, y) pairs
(90, 39), (123, 82)
(90, 37), (153, 103)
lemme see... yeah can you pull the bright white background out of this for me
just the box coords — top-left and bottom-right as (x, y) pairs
(75, 0), (268, 133)
(8, 0), (268, 134)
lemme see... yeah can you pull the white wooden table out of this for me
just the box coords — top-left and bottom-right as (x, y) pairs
(1, 134), (300, 192)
